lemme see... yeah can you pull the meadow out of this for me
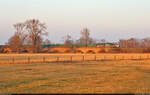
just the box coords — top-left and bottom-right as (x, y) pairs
(0, 60), (150, 93)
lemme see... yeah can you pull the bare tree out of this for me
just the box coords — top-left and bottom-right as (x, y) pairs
(64, 34), (73, 47)
(80, 28), (89, 46)
(7, 23), (27, 53)
(7, 32), (23, 53)
(13, 23), (27, 44)
(25, 19), (47, 53)
(78, 28), (95, 46)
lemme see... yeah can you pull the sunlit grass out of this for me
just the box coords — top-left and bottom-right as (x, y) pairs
(0, 60), (150, 93)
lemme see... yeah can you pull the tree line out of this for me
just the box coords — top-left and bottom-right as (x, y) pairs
(6, 19), (97, 53)
(5, 19), (150, 53)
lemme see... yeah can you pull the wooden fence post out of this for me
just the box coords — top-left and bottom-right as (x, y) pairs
(114, 55), (116, 60)
(104, 55), (106, 60)
(12, 57), (15, 64)
(28, 57), (30, 63)
(94, 55), (96, 61)
(43, 57), (45, 63)
(70, 56), (72, 62)
(83, 56), (84, 61)
(57, 57), (59, 62)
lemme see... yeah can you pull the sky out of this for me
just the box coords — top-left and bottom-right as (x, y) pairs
(0, 0), (150, 44)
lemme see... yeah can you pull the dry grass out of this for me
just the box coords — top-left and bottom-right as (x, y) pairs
(0, 60), (150, 93)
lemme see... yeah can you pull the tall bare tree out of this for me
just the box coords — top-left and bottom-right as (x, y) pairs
(81, 28), (89, 46)
(7, 23), (27, 53)
(7, 33), (22, 53)
(13, 23), (27, 44)
(25, 19), (47, 53)
(78, 28), (95, 46)
(64, 34), (73, 47)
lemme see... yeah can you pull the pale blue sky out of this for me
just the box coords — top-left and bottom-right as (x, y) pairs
(0, 0), (150, 44)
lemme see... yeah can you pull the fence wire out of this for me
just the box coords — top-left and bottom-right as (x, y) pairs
(0, 54), (150, 64)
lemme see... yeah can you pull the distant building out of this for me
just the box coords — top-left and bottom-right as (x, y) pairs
(96, 43), (119, 48)
(119, 38), (140, 48)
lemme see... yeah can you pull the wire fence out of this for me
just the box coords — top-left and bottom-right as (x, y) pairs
(0, 54), (150, 64)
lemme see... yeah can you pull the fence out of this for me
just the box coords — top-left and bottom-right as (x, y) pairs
(0, 53), (150, 64)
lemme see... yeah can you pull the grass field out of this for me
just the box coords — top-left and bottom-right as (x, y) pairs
(0, 60), (150, 93)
